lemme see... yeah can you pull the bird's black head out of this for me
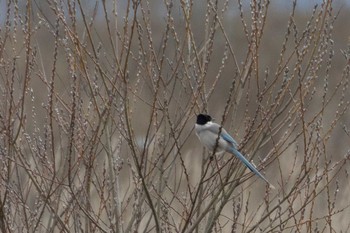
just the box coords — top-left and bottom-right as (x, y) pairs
(196, 114), (212, 125)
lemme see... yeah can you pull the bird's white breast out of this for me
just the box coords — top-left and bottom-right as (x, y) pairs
(195, 123), (231, 152)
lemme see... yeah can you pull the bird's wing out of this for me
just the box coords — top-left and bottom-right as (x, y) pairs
(206, 123), (239, 147)
(220, 129), (239, 148)
(206, 123), (274, 188)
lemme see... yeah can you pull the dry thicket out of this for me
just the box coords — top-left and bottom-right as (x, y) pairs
(1, 0), (350, 232)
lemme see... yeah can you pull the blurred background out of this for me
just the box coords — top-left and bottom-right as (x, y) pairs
(1, 0), (350, 232)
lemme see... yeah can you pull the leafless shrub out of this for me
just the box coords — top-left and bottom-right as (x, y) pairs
(1, 0), (350, 232)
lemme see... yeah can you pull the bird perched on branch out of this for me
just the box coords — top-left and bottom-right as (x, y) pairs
(195, 113), (274, 189)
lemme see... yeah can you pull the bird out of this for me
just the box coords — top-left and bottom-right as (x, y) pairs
(195, 113), (274, 189)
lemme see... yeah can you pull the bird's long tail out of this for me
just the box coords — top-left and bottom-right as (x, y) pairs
(229, 147), (275, 189)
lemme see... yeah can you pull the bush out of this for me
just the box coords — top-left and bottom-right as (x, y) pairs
(0, 0), (350, 232)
